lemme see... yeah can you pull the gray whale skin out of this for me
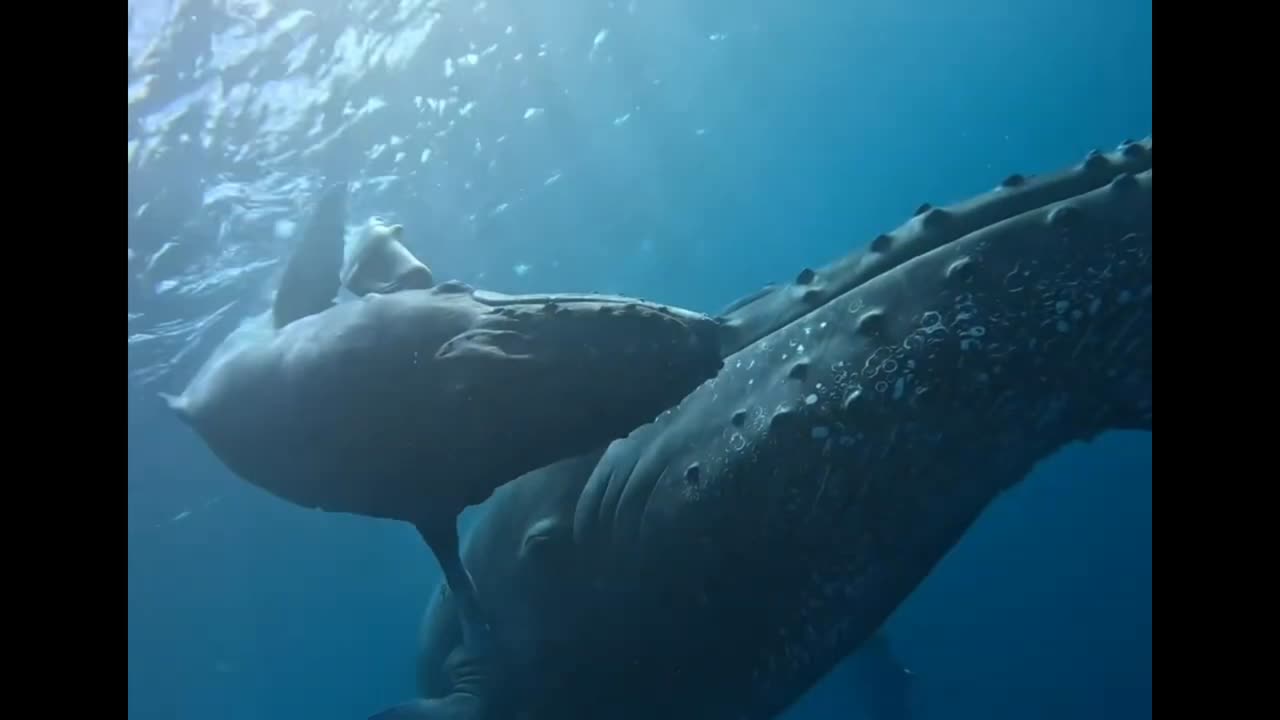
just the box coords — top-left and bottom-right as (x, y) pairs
(383, 136), (1152, 720)
(162, 182), (726, 667)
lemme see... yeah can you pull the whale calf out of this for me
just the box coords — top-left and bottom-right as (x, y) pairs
(387, 136), (1152, 719)
(163, 182), (725, 660)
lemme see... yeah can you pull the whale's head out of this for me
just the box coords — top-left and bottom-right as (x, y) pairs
(340, 217), (435, 296)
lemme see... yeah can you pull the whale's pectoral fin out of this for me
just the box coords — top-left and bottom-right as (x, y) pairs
(373, 525), (498, 720)
(415, 519), (495, 654)
(272, 181), (349, 330)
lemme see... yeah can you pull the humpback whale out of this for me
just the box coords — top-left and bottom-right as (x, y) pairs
(163, 182), (726, 662)
(384, 136), (1151, 719)
(405, 450), (918, 720)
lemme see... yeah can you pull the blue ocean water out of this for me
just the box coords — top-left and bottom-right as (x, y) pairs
(127, 1), (1152, 718)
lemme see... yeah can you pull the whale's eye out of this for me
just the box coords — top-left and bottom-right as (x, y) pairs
(520, 517), (569, 560)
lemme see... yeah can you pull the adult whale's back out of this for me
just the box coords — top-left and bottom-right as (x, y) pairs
(405, 138), (1152, 720)
(573, 157), (1151, 720)
(715, 139), (1156, 356)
